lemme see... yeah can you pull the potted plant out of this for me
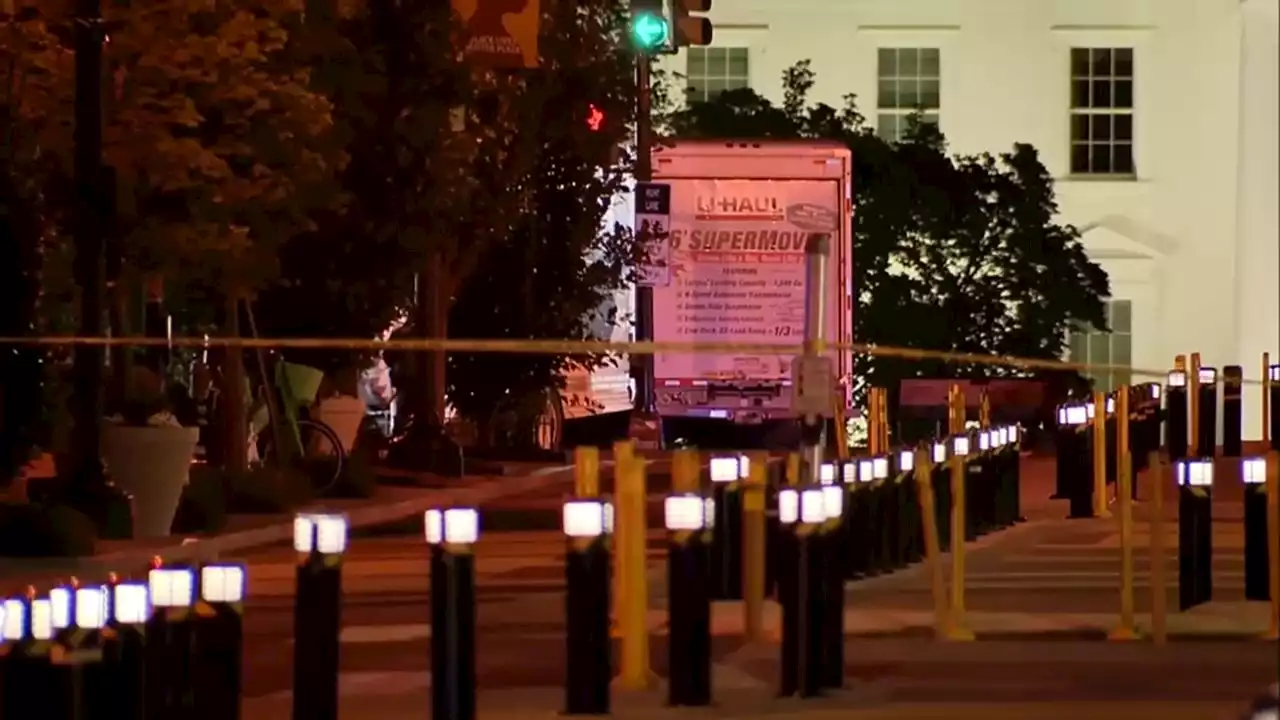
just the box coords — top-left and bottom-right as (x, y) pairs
(101, 365), (200, 538)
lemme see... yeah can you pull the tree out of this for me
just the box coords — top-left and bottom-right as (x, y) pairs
(669, 60), (1109, 401)
(445, 0), (640, 446)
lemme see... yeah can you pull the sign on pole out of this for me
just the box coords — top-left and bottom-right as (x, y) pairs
(451, 0), (541, 69)
(791, 355), (835, 417)
(635, 182), (671, 287)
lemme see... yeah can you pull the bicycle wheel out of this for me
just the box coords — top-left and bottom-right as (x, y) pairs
(297, 418), (346, 493)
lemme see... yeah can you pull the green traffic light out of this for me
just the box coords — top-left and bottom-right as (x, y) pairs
(631, 11), (669, 50)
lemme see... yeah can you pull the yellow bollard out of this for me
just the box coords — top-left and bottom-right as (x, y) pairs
(868, 389), (882, 455)
(742, 451), (768, 643)
(834, 394), (850, 461)
(786, 453), (801, 486)
(948, 385), (965, 436)
(1149, 451), (1168, 645)
(913, 447), (949, 640)
(612, 452), (655, 689)
(1189, 353), (1201, 456)
(1092, 391), (1111, 519)
(1264, 353), (1271, 448)
(877, 388), (890, 451)
(1265, 451), (1280, 640)
(1109, 388), (1138, 641)
(947, 449), (973, 641)
(979, 390), (991, 428)
(574, 445), (600, 497)
(671, 447), (701, 493)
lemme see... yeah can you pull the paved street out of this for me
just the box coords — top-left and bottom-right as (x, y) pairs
(229, 453), (1279, 718)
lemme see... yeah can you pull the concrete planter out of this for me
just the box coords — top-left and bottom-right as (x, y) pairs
(314, 395), (365, 454)
(102, 424), (199, 538)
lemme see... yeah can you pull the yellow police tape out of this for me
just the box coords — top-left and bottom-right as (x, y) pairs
(2, 334), (1268, 386)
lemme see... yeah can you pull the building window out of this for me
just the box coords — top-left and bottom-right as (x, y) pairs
(1068, 300), (1132, 392)
(1069, 48), (1135, 176)
(876, 47), (940, 142)
(686, 47), (750, 104)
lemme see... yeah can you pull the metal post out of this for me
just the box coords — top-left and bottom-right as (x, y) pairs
(292, 514), (347, 720)
(104, 582), (148, 720)
(563, 500), (613, 714)
(1242, 458), (1271, 602)
(426, 509), (480, 720)
(193, 565), (246, 720)
(741, 452), (768, 642)
(1109, 390), (1138, 641)
(630, 55), (659, 445)
(664, 494), (713, 707)
(799, 235), (831, 484)
(146, 566), (199, 720)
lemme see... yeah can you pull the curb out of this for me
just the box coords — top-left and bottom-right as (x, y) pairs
(0, 465), (578, 591)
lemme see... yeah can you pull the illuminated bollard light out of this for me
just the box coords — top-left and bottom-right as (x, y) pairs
(777, 487), (827, 699)
(1, 593), (62, 718)
(1166, 370), (1190, 462)
(101, 581), (149, 720)
(426, 507), (480, 720)
(893, 449), (922, 564)
(562, 500), (612, 715)
(930, 441), (952, 551)
(817, 484), (845, 690)
(866, 456), (893, 574)
(146, 565), (198, 719)
(1056, 405), (1094, 520)
(1196, 367), (1219, 457)
(1222, 366), (1244, 457)
(69, 584), (112, 720)
(1175, 459), (1215, 611)
(1270, 365), (1280, 453)
(1007, 425), (1027, 523)
(292, 513), (348, 720)
(193, 564), (247, 720)
(1241, 458), (1272, 601)
(664, 494), (714, 707)
(708, 455), (746, 601)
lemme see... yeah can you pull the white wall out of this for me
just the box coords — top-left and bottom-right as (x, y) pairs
(661, 0), (1279, 437)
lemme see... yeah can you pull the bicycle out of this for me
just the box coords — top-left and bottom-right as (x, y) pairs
(249, 352), (347, 495)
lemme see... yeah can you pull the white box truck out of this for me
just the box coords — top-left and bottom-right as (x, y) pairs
(645, 139), (854, 443)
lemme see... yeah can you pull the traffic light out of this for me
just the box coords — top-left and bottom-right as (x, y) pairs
(630, 0), (670, 54)
(673, 0), (712, 47)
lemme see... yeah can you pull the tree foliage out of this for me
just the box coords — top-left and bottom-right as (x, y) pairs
(669, 60), (1109, 397)
(446, 0), (639, 440)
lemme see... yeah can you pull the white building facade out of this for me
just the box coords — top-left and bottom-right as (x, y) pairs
(660, 0), (1280, 437)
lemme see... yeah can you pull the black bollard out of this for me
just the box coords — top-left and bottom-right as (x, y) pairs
(146, 566), (198, 720)
(1052, 405), (1075, 499)
(1058, 405), (1093, 520)
(665, 493), (713, 707)
(817, 485), (845, 690)
(709, 456), (745, 600)
(1222, 366), (1243, 458)
(777, 487), (826, 699)
(1, 595), (69, 719)
(1196, 367), (1219, 457)
(865, 458), (892, 573)
(1270, 365), (1280, 453)
(929, 442), (952, 551)
(193, 564), (246, 720)
(426, 507), (480, 720)
(69, 584), (113, 720)
(841, 460), (872, 578)
(1167, 371), (1190, 462)
(1175, 459), (1215, 611)
(102, 582), (148, 720)
(893, 449), (921, 565)
(292, 513), (347, 720)
(562, 500), (612, 715)
(1008, 424), (1026, 523)
(1242, 458), (1272, 601)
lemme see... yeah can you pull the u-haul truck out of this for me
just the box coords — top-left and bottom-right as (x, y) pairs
(647, 139), (854, 436)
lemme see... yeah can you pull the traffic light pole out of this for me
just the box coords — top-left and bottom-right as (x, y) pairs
(630, 54), (661, 446)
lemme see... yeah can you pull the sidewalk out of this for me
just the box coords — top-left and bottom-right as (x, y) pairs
(0, 463), (579, 593)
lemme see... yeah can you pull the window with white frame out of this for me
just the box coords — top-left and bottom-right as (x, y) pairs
(1069, 48), (1135, 176)
(1068, 300), (1132, 392)
(876, 47), (940, 142)
(685, 47), (750, 104)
